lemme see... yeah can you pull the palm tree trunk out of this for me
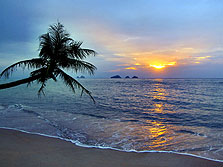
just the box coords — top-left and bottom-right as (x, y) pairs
(0, 75), (40, 90)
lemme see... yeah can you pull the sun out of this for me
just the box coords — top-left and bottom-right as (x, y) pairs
(150, 64), (165, 69)
(150, 62), (176, 70)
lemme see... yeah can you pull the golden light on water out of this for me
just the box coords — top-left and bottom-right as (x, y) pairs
(138, 120), (174, 150)
(105, 79), (184, 151)
(139, 80), (171, 149)
(148, 121), (168, 147)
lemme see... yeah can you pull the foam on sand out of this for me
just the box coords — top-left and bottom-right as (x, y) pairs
(0, 128), (222, 167)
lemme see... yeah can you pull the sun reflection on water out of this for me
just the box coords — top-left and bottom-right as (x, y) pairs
(139, 79), (175, 150)
(89, 79), (204, 153)
(151, 79), (168, 113)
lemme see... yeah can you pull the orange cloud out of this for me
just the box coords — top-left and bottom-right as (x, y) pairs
(125, 67), (137, 70)
(75, 21), (214, 73)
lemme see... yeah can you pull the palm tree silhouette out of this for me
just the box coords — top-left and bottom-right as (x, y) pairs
(0, 22), (96, 102)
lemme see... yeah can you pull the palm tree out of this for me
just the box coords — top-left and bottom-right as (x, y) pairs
(0, 22), (97, 102)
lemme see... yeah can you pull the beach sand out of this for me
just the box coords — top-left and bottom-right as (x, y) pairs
(0, 128), (222, 167)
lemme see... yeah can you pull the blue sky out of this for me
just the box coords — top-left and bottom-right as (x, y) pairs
(0, 0), (223, 78)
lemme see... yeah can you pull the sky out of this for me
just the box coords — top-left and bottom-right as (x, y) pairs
(0, 0), (223, 78)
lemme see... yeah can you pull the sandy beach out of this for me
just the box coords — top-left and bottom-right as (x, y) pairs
(0, 128), (222, 167)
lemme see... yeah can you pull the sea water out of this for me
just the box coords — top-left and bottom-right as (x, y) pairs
(0, 78), (223, 161)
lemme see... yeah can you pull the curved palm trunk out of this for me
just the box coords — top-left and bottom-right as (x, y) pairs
(0, 75), (40, 90)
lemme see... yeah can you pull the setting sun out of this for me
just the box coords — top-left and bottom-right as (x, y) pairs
(150, 64), (165, 69)
(150, 62), (176, 70)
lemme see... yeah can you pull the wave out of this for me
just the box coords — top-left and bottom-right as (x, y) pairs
(0, 127), (222, 163)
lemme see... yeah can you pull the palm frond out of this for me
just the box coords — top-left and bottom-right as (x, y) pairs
(39, 33), (54, 59)
(34, 69), (48, 96)
(49, 22), (71, 46)
(77, 48), (97, 59)
(30, 68), (56, 96)
(54, 68), (95, 103)
(0, 58), (44, 78)
(49, 22), (66, 37)
(37, 82), (46, 96)
(59, 58), (96, 75)
(69, 41), (97, 59)
(30, 68), (46, 77)
(39, 22), (73, 61)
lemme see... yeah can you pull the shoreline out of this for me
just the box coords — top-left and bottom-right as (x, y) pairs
(1, 127), (222, 163)
(0, 128), (222, 167)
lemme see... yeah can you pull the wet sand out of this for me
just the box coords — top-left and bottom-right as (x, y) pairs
(0, 128), (222, 167)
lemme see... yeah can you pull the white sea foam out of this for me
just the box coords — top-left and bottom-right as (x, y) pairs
(7, 104), (25, 111)
(0, 127), (222, 163)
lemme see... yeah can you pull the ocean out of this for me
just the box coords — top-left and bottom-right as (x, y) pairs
(0, 78), (223, 161)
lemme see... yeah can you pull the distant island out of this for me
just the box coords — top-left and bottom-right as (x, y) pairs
(110, 75), (139, 79)
(111, 75), (121, 78)
(77, 76), (85, 79)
